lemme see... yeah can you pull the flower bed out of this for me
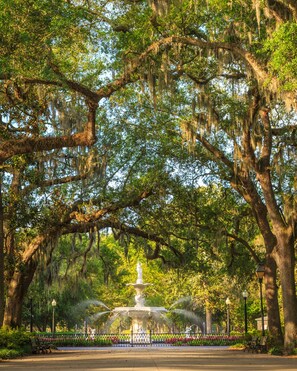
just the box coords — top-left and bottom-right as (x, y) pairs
(165, 335), (243, 346)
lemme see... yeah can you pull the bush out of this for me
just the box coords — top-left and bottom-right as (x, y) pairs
(0, 328), (32, 359)
(268, 346), (284, 356)
(164, 335), (243, 346)
(0, 328), (31, 350)
(0, 348), (25, 359)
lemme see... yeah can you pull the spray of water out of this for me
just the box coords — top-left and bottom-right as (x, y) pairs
(75, 300), (111, 311)
(104, 312), (124, 329)
(169, 296), (192, 309)
(89, 311), (111, 322)
(171, 308), (201, 325)
(151, 312), (172, 327)
(74, 294), (201, 333)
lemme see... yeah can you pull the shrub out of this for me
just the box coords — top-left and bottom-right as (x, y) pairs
(0, 328), (32, 359)
(164, 335), (243, 346)
(0, 328), (31, 350)
(268, 346), (284, 356)
(0, 348), (25, 359)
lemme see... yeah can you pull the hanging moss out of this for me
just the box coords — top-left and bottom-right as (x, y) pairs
(252, 0), (261, 35)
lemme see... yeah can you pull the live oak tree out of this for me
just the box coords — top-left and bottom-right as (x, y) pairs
(89, 0), (296, 350)
(0, 0), (161, 326)
(136, 0), (296, 349)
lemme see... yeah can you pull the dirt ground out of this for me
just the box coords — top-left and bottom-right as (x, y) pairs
(0, 346), (296, 370)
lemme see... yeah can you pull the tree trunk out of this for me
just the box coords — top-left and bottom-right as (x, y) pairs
(3, 259), (37, 328)
(0, 178), (4, 325)
(274, 231), (297, 351)
(205, 306), (212, 334)
(237, 178), (284, 342)
(265, 254), (283, 344)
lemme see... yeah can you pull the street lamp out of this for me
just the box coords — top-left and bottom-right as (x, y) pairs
(84, 318), (88, 337)
(51, 299), (57, 337)
(30, 298), (33, 332)
(242, 290), (248, 334)
(256, 264), (265, 336)
(225, 297), (231, 336)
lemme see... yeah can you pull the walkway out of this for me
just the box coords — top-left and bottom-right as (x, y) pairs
(0, 346), (296, 370)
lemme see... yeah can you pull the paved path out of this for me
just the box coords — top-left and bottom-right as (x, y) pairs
(0, 346), (296, 370)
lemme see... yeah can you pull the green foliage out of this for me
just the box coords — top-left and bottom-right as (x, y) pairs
(0, 348), (25, 359)
(292, 348), (297, 355)
(268, 346), (284, 356)
(264, 22), (297, 91)
(0, 327), (31, 349)
(0, 328), (31, 358)
(165, 334), (243, 346)
(0, 0), (95, 79)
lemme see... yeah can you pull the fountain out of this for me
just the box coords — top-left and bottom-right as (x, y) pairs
(78, 262), (203, 341)
(112, 262), (167, 342)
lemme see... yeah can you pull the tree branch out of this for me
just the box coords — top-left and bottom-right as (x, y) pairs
(150, 36), (296, 110)
(225, 232), (261, 263)
(196, 134), (234, 170)
(69, 189), (154, 223)
(0, 101), (97, 163)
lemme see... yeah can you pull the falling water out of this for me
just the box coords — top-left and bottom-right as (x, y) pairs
(75, 300), (111, 311)
(89, 311), (111, 322)
(104, 312), (124, 329)
(151, 311), (172, 327)
(169, 296), (192, 309)
(171, 308), (202, 326)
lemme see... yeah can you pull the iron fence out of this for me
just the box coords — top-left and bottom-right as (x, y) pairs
(37, 332), (244, 347)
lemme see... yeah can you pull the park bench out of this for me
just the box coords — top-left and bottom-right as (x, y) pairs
(243, 336), (268, 353)
(243, 336), (258, 352)
(31, 337), (52, 354)
(254, 336), (268, 353)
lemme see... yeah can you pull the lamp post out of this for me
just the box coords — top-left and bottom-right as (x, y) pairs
(30, 298), (33, 333)
(84, 318), (88, 337)
(226, 297), (231, 336)
(242, 290), (248, 334)
(256, 264), (265, 336)
(51, 299), (57, 337)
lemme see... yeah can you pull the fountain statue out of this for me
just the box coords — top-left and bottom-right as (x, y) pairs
(136, 261), (143, 283)
(113, 262), (168, 342)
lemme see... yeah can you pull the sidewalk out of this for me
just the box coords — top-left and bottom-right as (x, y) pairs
(0, 346), (296, 370)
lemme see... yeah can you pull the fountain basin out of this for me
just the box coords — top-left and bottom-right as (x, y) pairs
(113, 306), (167, 315)
(113, 306), (168, 343)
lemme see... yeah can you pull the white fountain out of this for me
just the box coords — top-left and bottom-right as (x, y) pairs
(113, 262), (167, 342)
(80, 263), (203, 341)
